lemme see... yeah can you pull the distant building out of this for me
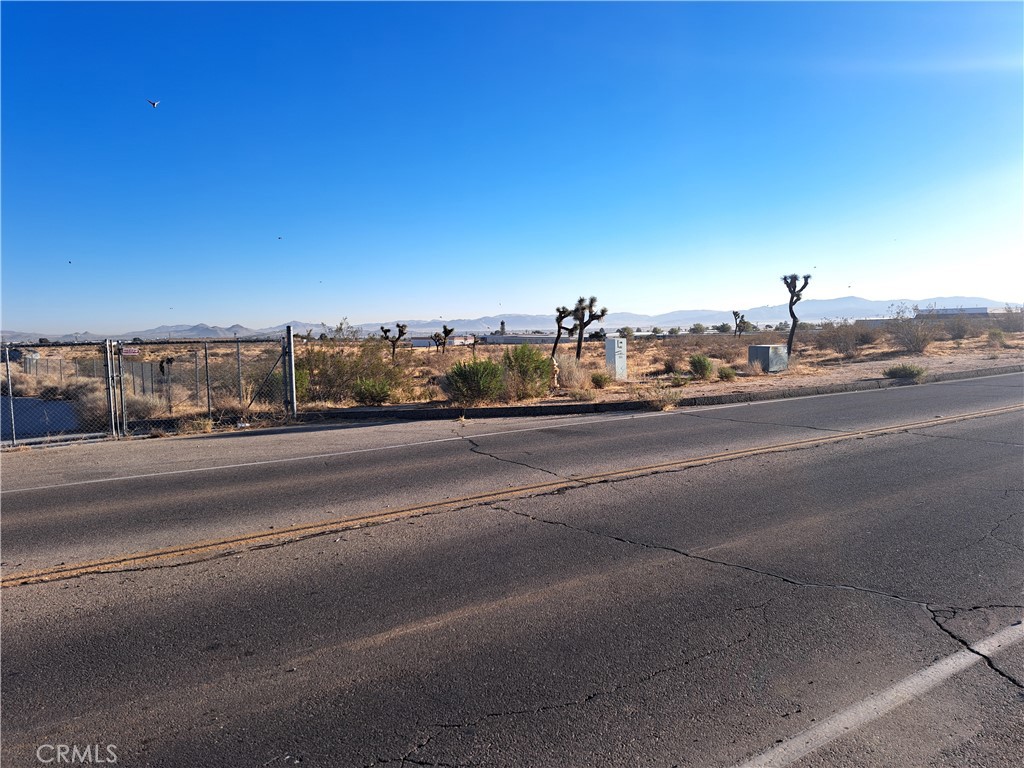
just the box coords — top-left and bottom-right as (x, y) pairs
(915, 307), (993, 319)
(408, 335), (475, 348)
(478, 333), (556, 345)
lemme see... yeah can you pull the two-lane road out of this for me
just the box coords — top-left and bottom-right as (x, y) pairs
(2, 374), (1022, 767)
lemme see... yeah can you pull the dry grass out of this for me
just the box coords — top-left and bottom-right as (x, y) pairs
(178, 417), (214, 434)
(8, 332), (1020, 421)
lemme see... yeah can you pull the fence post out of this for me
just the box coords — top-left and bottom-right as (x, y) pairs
(117, 347), (128, 435)
(194, 350), (200, 405)
(104, 340), (119, 439)
(237, 338), (244, 405)
(284, 325), (297, 420)
(4, 345), (16, 446)
(204, 343), (213, 420)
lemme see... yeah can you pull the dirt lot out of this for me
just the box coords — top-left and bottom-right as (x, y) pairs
(413, 329), (1024, 408)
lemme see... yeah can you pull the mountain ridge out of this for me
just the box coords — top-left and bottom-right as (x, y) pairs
(2, 296), (1015, 343)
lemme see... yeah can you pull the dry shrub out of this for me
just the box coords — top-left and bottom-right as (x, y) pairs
(628, 378), (676, 410)
(122, 393), (166, 419)
(661, 354), (687, 375)
(987, 329), (1010, 348)
(567, 389), (596, 402)
(555, 354), (589, 389)
(3, 372), (44, 397)
(72, 391), (111, 426)
(996, 306), (1024, 332)
(179, 417), (214, 434)
(816, 321), (862, 358)
(739, 361), (765, 377)
(887, 317), (933, 354)
(60, 378), (104, 401)
(944, 315), (983, 341)
(852, 323), (881, 346)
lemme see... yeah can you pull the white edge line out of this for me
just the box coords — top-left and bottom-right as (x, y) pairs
(4, 376), (1019, 494)
(733, 621), (1024, 768)
(1, 411), (654, 493)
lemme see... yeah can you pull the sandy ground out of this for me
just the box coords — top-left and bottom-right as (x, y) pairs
(536, 332), (1024, 405)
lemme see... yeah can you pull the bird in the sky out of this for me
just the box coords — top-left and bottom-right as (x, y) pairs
(147, 99), (160, 108)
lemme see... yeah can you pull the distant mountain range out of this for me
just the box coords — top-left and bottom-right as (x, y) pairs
(2, 296), (1014, 344)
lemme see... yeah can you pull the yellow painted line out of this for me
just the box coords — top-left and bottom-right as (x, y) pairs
(3, 404), (1020, 588)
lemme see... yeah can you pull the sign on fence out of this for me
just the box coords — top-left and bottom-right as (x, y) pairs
(121, 348), (140, 356)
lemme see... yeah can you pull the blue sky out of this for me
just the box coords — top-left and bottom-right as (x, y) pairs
(2, 1), (1021, 334)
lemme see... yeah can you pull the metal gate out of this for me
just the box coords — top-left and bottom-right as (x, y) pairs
(2, 328), (298, 446)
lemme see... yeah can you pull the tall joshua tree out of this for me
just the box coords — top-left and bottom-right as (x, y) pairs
(571, 296), (608, 361)
(551, 306), (578, 357)
(732, 311), (748, 337)
(781, 274), (812, 356)
(441, 324), (454, 353)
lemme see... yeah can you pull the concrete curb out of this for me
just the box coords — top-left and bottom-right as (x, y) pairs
(293, 364), (1024, 424)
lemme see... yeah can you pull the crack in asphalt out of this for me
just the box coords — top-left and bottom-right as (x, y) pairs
(678, 411), (851, 435)
(461, 437), (564, 480)
(496, 507), (1024, 691)
(369, 601), (772, 767)
(925, 613), (1024, 689)
(960, 510), (1024, 555)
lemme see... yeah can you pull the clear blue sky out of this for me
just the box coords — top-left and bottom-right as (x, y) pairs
(2, 1), (1021, 334)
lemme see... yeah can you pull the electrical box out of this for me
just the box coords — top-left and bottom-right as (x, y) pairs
(748, 344), (788, 373)
(606, 337), (627, 380)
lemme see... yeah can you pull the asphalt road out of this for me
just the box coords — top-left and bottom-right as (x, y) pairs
(2, 373), (1022, 767)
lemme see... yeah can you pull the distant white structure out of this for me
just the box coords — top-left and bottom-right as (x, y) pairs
(478, 333), (556, 345)
(408, 335), (475, 348)
(916, 307), (993, 318)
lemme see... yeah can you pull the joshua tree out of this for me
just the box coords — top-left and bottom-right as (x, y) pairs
(551, 306), (578, 357)
(571, 296), (608, 361)
(732, 311), (747, 337)
(381, 323), (407, 363)
(441, 324), (454, 353)
(781, 273), (812, 355)
(430, 332), (445, 351)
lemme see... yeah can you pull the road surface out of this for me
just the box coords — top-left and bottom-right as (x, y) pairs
(2, 374), (1022, 767)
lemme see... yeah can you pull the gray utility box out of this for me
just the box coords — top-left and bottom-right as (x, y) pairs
(748, 344), (788, 373)
(606, 337), (627, 380)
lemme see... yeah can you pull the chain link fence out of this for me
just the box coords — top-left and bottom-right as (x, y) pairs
(2, 331), (299, 446)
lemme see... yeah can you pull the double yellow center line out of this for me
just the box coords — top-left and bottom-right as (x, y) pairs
(4, 404), (1020, 588)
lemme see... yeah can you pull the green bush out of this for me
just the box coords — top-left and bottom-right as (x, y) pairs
(353, 377), (391, 406)
(883, 364), (926, 380)
(502, 344), (553, 400)
(297, 338), (411, 404)
(443, 359), (505, 405)
(591, 371), (612, 389)
(689, 353), (714, 380)
(717, 365), (737, 381)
